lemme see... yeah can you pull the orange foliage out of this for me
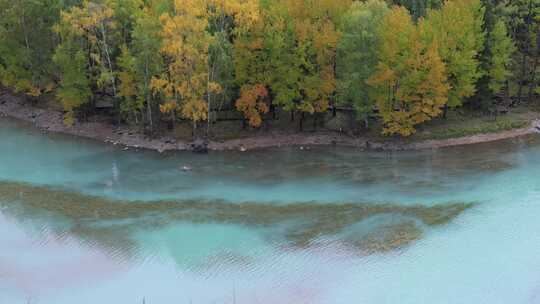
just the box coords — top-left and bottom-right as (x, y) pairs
(235, 84), (269, 127)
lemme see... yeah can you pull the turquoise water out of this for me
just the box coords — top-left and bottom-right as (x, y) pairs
(1, 117), (540, 303)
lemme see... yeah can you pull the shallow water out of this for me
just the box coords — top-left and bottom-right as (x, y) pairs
(2, 117), (540, 303)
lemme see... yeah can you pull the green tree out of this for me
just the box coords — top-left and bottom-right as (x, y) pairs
(129, 5), (164, 133)
(502, 0), (540, 102)
(336, 0), (389, 128)
(208, 31), (235, 132)
(486, 20), (516, 94)
(424, 0), (485, 110)
(0, 0), (64, 96)
(54, 0), (122, 124)
(52, 40), (92, 125)
(206, 0), (259, 134)
(233, 0), (299, 127)
(114, 3), (165, 132)
(392, 0), (442, 19)
(117, 45), (143, 124)
(286, 0), (348, 129)
(474, 0), (515, 108)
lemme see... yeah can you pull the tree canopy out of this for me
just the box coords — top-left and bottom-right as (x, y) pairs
(0, 0), (537, 136)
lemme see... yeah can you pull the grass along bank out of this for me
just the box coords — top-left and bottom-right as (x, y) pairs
(412, 106), (537, 141)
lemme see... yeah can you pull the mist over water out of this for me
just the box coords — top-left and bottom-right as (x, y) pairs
(2, 117), (540, 304)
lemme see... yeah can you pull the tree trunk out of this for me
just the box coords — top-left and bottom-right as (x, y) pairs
(207, 88), (211, 138)
(517, 51), (528, 104)
(517, 0), (534, 105)
(442, 104), (448, 119)
(527, 27), (540, 102)
(527, 55), (538, 102)
(144, 60), (153, 135)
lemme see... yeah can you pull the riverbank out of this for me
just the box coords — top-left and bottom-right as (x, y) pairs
(1, 89), (540, 152)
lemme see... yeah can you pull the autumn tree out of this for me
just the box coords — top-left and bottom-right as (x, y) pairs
(424, 0), (485, 110)
(285, 0), (350, 129)
(233, 0), (297, 127)
(151, 0), (220, 135)
(151, 0), (261, 135)
(336, 0), (389, 128)
(368, 6), (449, 136)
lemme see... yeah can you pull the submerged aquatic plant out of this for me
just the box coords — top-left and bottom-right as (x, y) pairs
(0, 181), (474, 255)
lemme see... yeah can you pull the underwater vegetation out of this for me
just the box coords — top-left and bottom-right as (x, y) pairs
(0, 181), (474, 256)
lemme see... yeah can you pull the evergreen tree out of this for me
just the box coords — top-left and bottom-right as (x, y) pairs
(0, 0), (64, 96)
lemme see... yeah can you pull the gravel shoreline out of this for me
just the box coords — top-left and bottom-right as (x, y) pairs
(2, 89), (539, 152)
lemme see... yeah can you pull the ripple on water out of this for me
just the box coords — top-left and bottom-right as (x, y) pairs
(3, 117), (540, 303)
(0, 180), (475, 261)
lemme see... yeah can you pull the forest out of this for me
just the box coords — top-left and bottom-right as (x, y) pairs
(0, 0), (538, 137)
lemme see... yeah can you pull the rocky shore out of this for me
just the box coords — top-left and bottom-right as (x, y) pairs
(1, 89), (539, 152)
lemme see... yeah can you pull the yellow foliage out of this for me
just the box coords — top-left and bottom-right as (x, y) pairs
(209, 0), (260, 32)
(118, 71), (136, 99)
(159, 101), (177, 114)
(153, 0), (221, 124)
(27, 86), (41, 97)
(282, 0), (345, 114)
(368, 7), (449, 136)
(181, 99), (209, 122)
(208, 82), (222, 94)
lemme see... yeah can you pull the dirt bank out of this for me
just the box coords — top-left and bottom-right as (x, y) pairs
(1, 89), (539, 152)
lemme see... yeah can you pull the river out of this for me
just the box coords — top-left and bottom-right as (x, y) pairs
(1, 117), (540, 304)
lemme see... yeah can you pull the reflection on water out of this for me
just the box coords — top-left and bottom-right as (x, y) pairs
(3, 117), (540, 303)
(0, 117), (531, 205)
(0, 180), (473, 257)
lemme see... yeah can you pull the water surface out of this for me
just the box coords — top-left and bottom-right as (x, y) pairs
(1, 117), (540, 303)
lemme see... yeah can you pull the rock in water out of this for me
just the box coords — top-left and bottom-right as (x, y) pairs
(190, 139), (208, 153)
